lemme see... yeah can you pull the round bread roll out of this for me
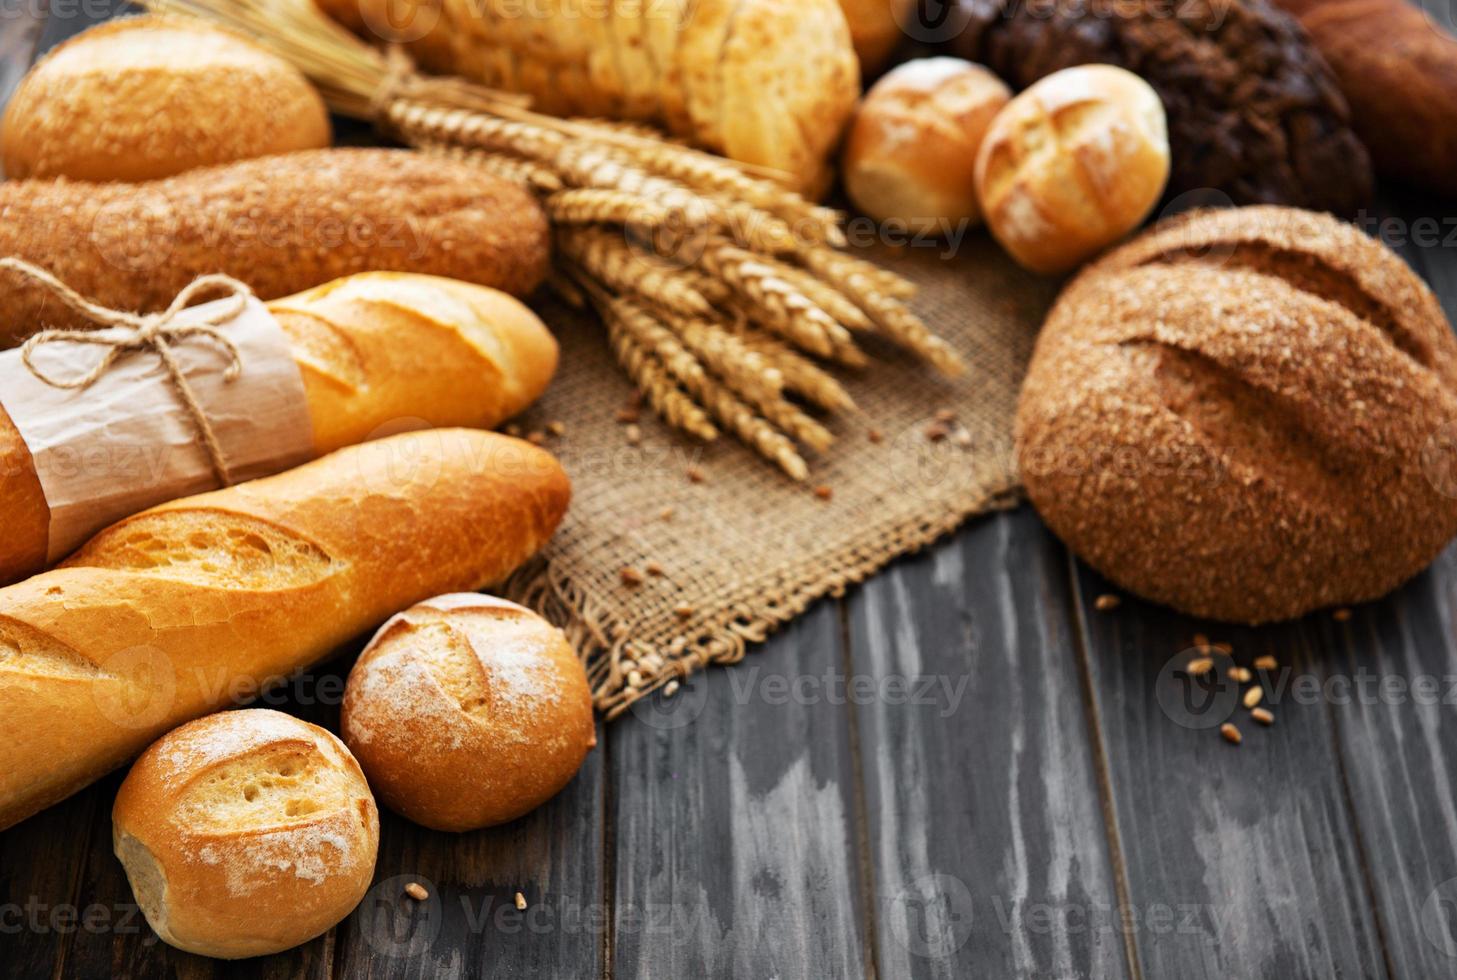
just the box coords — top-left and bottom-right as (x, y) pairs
(1, 15), (330, 182)
(1016, 206), (1457, 623)
(112, 710), (380, 959)
(342, 594), (596, 832)
(975, 65), (1170, 275)
(842, 57), (1011, 233)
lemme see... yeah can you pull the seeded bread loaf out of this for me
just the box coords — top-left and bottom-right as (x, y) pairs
(0, 272), (559, 585)
(1017, 206), (1457, 622)
(342, 594), (596, 832)
(0, 148), (551, 346)
(113, 710), (379, 959)
(1, 15), (330, 181)
(0, 428), (570, 831)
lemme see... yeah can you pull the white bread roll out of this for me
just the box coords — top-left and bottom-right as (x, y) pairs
(113, 710), (379, 959)
(0, 428), (571, 831)
(974, 65), (1171, 275)
(1, 15), (330, 181)
(842, 57), (1011, 233)
(341, 594), (596, 832)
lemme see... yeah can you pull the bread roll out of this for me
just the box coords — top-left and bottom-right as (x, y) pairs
(341, 594), (595, 831)
(1, 15), (330, 182)
(1016, 206), (1457, 623)
(1273, 0), (1457, 197)
(0, 272), (559, 585)
(0, 148), (551, 346)
(975, 65), (1170, 275)
(317, 0), (861, 192)
(842, 58), (1010, 232)
(838, 0), (914, 75)
(0, 428), (570, 831)
(113, 710), (379, 959)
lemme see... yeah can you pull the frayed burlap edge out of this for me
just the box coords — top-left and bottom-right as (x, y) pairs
(504, 482), (1022, 720)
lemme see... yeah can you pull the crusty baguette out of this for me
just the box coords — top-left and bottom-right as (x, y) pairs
(318, 0), (861, 191)
(0, 428), (570, 831)
(1, 15), (331, 181)
(0, 272), (559, 585)
(0, 148), (550, 346)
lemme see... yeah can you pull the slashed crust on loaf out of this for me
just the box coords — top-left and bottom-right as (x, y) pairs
(112, 710), (379, 959)
(1017, 206), (1457, 622)
(341, 595), (595, 832)
(0, 430), (570, 831)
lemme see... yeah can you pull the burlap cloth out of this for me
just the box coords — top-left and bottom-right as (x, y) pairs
(503, 235), (1057, 718)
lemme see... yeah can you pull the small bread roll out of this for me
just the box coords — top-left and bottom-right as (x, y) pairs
(1, 15), (330, 181)
(342, 595), (596, 832)
(112, 710), (380, 959)
(843, 58), (1011, 233)
(975, 65), (1170, 275)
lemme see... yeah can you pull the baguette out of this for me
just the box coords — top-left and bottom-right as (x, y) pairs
(1, 15), (331, 181)
(0, 272), (559, 585)
(318, 0), (861, 192)
(0, 148), (551, 346)
(0, 428), (571, 831)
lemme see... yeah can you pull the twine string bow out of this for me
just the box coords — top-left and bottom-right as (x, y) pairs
(7, 257), (253, 487)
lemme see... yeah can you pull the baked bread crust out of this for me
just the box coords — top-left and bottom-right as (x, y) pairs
(0, 429), (570, 830)
(0, 272), (559, 585)
(1016, 206), (1457, 622)
(112, 710), (379, 959)
(342, 594), (596, 832)
(1, 15), (330, 182)
(0, 148), (551, 346)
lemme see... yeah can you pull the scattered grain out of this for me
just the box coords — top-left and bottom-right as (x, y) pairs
(673, 604), (694, 619)
(1333, 608), (1353, 622)
(814, 485), (833, 501)
(1254, 655), (1278, 671)
(625, 423), (643, 445)
(405, 882), (429, 901)
(1186, 657), (1214, 676)
(1229, 666), (1252, 683)
(1220, 722), (1242, 745)
(925, 422), (949, 442)
(664, 679), (680, 698)
(659, 506), (675, 521)
(645, 560), (665, 577)
(1251, 707), (1274, 726)
(620, 566), (645, 587)
(1242, 686), (1263, 709)
(514, 892), (528, 911)
(687, 465), (707, 484)
(868, 428), (884, 444)
(1094, 594), (1121, 612)
(547, 420), (566, 437)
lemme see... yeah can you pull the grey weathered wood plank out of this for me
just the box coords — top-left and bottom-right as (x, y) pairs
(1071, 562), (1389, 979)
(609, 599), (870, 979)
(330, 723), (607, 979)
(847, 508), (1129, 980)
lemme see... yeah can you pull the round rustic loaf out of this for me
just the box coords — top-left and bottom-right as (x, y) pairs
(1016, 206), (1457, 623)
(112, 710), (380, 959)
(842, 58), (1010, 232)
(1, 15), (330, 182)
(975, 65), (1169, 274)
(341, 594), (596, 832)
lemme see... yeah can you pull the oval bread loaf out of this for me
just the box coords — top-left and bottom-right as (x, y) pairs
(0, 148), (551, 346)
(1016, 206), (1457, 623)
(0, 272), (560, 586)
(0, 428), (570, 831)
(318, 0), (861, 192)
(113, 710), (379, 959)
(1, 15), (331, 182)
(342, 594), (596, 832)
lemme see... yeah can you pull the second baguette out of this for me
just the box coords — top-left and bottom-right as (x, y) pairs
(0, 272), (560, 585)
(0, 428), (570, 831)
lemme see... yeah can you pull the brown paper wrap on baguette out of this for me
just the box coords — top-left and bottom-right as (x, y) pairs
(0, 428), (570, 831)
(317, 0), (861, 192)
(0, 148), (550, 346)
(0, 272), (559, 585)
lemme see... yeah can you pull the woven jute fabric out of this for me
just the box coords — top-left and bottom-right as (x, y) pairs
(503, 236), (1056, 718)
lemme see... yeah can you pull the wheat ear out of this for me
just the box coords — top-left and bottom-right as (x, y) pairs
(557, 227), (717, 319)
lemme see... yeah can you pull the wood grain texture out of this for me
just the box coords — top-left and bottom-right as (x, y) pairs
(847, 509), (1130, 980)
(607, 600), (871, 979)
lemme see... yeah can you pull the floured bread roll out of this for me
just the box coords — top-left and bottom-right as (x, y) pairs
(342, 595), (596, 832)
(112, 710), (379, 959)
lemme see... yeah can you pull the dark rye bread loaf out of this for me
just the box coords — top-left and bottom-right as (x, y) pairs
(1016, 206), (1457, 623)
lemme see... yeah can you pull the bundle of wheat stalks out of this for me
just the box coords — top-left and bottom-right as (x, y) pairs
(149, 0), (964, 478)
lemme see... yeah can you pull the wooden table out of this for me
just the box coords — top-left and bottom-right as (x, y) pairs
(6, 5), (1457, 978)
